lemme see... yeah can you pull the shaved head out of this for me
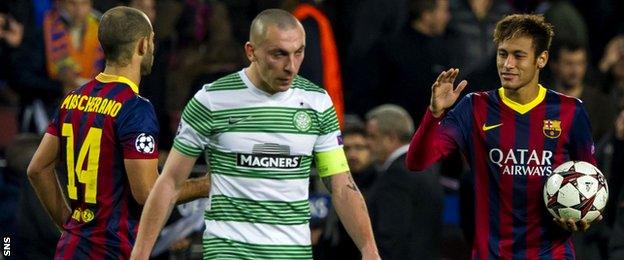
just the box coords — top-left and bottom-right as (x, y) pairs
(99, 6), (152, 66)
(249, 9), (303, 45)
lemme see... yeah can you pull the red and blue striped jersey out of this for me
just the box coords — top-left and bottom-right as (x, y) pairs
(46, 73), (159, 259)
(407, 85), (595, 260)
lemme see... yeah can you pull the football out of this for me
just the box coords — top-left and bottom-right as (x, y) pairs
(543, 161), (608, 222)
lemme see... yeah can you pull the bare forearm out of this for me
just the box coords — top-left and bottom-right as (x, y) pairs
(331, 174), (378, 256)
(177, 175), (210, 204)
(28, 170), (70, 228)
(132, 177), (179, 259)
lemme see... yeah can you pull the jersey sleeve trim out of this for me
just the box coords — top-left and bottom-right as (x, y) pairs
(315, 147), (350, 177)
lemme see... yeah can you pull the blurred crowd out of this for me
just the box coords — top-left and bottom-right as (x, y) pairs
(1, 0), (624, 259)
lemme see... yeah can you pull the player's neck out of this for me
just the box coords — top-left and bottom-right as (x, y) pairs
(102, 64), (141, 88)
(504, 82), (540, 105)
(245, 65), (278, 95)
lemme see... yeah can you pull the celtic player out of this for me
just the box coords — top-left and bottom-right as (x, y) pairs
(131, 9), (380, 260)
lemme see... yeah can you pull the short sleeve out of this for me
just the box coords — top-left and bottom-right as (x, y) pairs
(313, 93), (342, 152)
(46, 109), (61, 136)
(116, 96), (159, 159)
(172, 95), (212, 157)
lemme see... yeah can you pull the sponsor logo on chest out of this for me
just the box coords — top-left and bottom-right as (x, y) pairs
(237, 153), (302, 168)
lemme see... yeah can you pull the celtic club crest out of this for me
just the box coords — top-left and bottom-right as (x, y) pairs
(293, 111), (312, 132)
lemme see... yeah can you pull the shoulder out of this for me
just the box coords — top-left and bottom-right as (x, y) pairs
(292, 76), (326, 94)
(547, 88), (583, 107)
(203, 72), (246, 92)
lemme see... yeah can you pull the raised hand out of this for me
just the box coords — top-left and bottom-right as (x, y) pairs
(430, 68), (467, 118)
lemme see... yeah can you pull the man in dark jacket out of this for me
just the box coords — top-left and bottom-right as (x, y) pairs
(365, 104), (444, 259)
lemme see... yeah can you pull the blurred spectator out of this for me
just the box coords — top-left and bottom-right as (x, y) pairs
(446, 0), (511, 78)
(550, 41), (615, 143)
(599, 35), (624, 101)
(609, 110), (624, 259)
(167, 0), (246, 114)
(6, 134), (60, 259)
(0, 0), (26, 95)
(538, 0), (589, 47)
(11, 0), (104, 133)
(376, 0), (451, 123)
(320, 115), (377, 259)
(365, 104), (443, 259)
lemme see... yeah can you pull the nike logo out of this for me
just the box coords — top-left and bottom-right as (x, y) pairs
(482, 123), (503, 131)
(228, 116), (251, 125)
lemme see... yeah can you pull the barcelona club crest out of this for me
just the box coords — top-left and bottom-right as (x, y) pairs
(543, 119), (562, 139)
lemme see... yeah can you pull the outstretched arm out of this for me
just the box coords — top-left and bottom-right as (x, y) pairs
(405, 68), (466, 171)
(125, 160), (210, 206)
(131, 149), (199, 260)
(27, 134), (70, 228)
(323, 172), (379, 260)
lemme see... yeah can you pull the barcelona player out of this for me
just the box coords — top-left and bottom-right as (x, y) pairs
(406, 14), (599, 259)
(27, 7), (209, 259)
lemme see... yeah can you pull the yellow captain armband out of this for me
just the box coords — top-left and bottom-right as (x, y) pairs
(315, 147), (350, 178)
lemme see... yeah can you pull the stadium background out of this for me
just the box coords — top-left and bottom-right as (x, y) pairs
(1, 0), (624, 259)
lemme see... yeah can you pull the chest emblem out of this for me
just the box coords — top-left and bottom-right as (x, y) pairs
(293, 111), (312, 132)
(543, 119), (562, 139)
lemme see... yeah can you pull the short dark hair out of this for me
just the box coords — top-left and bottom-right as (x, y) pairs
(550, 40), (587, 61)
(98, 6), (152, 65)
(493, 14), (555, 58)
(409, 0), (438, 21)
(342, 121), (367, 138)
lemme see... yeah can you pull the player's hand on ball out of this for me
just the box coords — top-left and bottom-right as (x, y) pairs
(430, 68), (467, 118)
(554, 214), (602, 232)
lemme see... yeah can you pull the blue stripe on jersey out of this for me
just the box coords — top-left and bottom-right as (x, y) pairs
(485, 92), (501, 259)
(91, 82), (109, 129)
(512, 111), (529, 259)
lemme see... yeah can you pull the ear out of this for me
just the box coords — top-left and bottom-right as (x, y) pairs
(244, 42), (256, 62)
(537, 50), (549, 69)
(137, 37), (148, 56)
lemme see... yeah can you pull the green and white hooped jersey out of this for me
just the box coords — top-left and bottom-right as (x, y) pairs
(173, 70), (346, 259)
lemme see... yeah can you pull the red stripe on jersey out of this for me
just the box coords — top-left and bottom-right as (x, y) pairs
(498, 96), (516, 258)
(552, 95), (576, 259)
(61, 232), (81, 259)
(472, 93), (490, 260)
(526, 101), (546, 260)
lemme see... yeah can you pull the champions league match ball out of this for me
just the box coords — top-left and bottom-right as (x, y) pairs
(543, 161), (608, 222)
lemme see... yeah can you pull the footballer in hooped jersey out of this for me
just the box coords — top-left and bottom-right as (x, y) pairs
(406, 14), (599, 259)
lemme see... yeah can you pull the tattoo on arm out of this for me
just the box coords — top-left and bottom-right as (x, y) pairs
(346, 175), (359, 192)
(322, 177), (333, 194)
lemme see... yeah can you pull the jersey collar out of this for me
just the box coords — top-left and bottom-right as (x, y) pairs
(95, 73), (139, 94)
(498, 84), (546, 114)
